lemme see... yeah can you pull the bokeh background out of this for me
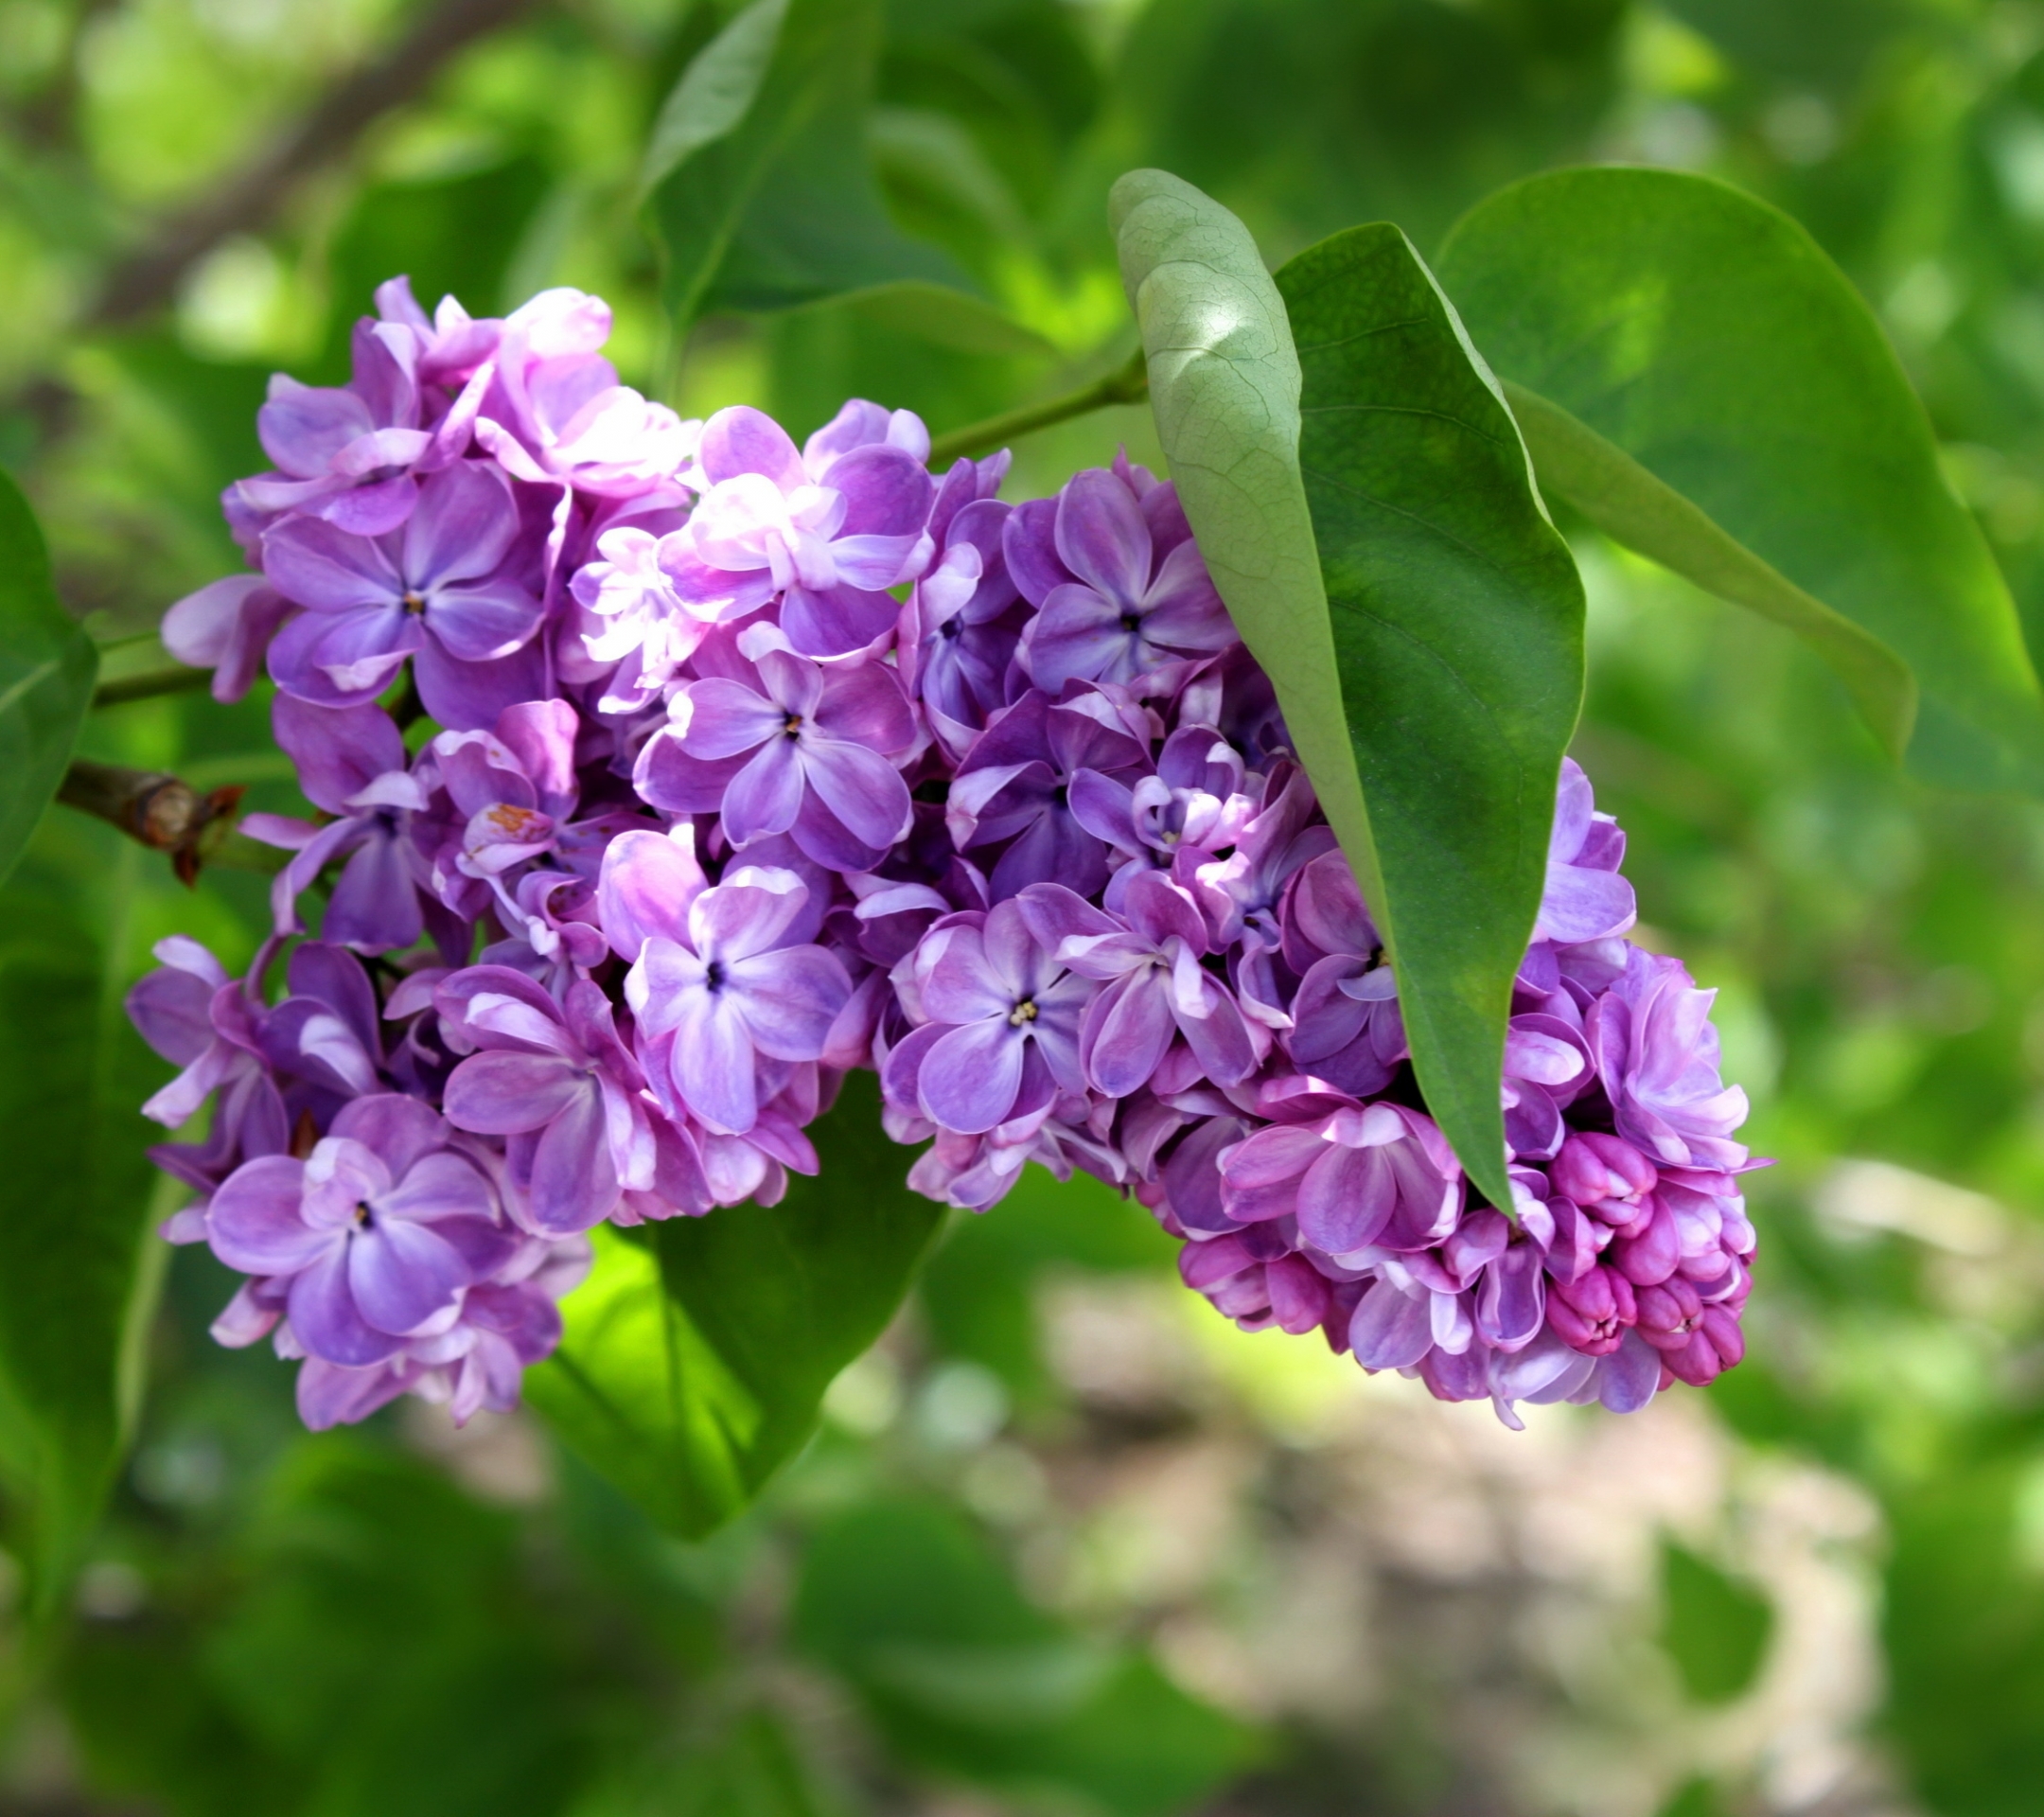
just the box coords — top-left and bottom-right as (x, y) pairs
(5, 1), (2044, 1812)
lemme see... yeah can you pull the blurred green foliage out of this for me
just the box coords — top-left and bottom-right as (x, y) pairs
(10, 0), (2044, 1812)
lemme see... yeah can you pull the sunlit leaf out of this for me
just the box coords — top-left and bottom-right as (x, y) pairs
(524, 1072), (943, 1538)
(1113, 170), (1583, 1208)
(1436, 167), (2044, 794)
(0, 470), (97, 891)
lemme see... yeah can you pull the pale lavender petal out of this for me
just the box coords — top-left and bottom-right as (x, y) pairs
(322, 831), (424, 954)
(261, 518), (401, 613)
(719, 742), (806, 846)
(1053, 467), (1150, 605)
(919, 1018), (1025, 1135)
(679, 679), (783, 758)
(1080, 971), (1174, 1098)
(1348, 1283), (1435, 1370)
(289, 1247), (402, 1367)
(1296, 1142), (1395, 1254)
(526, 1087), (622, 1233)
(350, 1218), (469, 1334)
(728, 945), (850, 1059)
(689, 866), (810, 961)
(698, 405), (805, 489)
(403, 461), (521, 587)
(667, 990), (760, 1133)
(208, 1157), (328, 1276)
(597, 829), (704, 959)
(802, 738), (911, 853)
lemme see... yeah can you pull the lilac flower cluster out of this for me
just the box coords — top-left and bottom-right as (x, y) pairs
(136, 277), (1757, 1433)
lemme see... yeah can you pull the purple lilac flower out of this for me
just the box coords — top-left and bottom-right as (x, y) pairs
(203, 1093), (518, 1367)
(882, 900), (1093, 1135)
(242, 697), (440, 954)
(624, 862), (851, 1137)
(264, 460), (543, 728)
(637, 633), (917, 871)
(660, 405), (935, 658)
(136, 306), (1759, 1437)
(1010, 463), (1236, 691)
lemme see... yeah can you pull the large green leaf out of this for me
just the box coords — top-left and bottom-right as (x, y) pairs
(1112, 170), (1583, 1208)
(525, 1071), (943, 1537)
(0, 468), (97, 891)
(642, 0), (963, 330)
(1435, 167), (2044, 794)
(794, 1497), (1258, 1815)
(0, 824), (169, 1620)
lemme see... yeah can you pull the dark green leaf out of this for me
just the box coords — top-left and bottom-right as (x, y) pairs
(525, 1072), (943, 1538)
(1660, 1541), (1772, 1705)
(0, 821), (168, 1618)
(1112, 170), (1584, 1208)
(643, 0), (963, 329)
(0, 469), (97, 891)
(794, 1497), (1258, 1815)
(1436, 167), (2044, 795)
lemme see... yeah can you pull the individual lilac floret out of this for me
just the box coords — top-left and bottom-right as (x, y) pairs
(661, 405), (935, 658)
(883, 900), (1093, 1135)
(638, 632), (917, 871)
(263, 460), (542, 728)
(160, 575), (296, 703)
(1011, 464), (1236, 692)
(624, 862), (851, 1137)
(203, 1094), (518, 1368)
(440, 966), (680, 1234)
(474, 288), (698, 499)
(241, 697), (439, 955)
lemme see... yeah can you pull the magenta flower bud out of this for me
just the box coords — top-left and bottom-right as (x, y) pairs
(1610, 1195), (1683, 1287)
(1551, 1130), (1659, 1211)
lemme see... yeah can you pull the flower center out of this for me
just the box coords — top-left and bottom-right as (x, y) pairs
(783, 714), (804, 739)
(401, 589), (427, 615)
(1119, 609), (1143, 633)
(704, 959), (727, 992)
(351, 1202), (373, 1229)
(1008, 997), (1038, 1027)
(939, 617), (962, 641)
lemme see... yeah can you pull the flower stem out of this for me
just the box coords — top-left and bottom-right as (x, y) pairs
(926, 346), (1149, 467)
(93, 665), (211, 708)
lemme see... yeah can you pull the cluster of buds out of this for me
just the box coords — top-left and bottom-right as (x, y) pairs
(133, 276), (1756, 1431)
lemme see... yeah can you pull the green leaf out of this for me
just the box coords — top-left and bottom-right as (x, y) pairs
(0, 824), (169, 1620)
(794, 1498), (1258, 1815)
(643, 0), (963, 330)
(1111, 169), (1583, 1208)
(1659, 1541), (1773, 1704)
(0, 468), (97, 891)
(1435, 166), (2044, 794)
(524, 1071), (943, 1538)
(1500, 380), (1918, 761)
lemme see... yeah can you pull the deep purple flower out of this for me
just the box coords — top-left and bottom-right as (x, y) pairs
(243, 697), (439, 954)
(883, 901), (1092, 1135)
(945, 689), (1151, 900)
(127, 937), (288, 1191)
(624, 863), (851, 1136)
(263, 460), (543, 728)
(1012, 466), (1235, 691)
(1218, 1100), (1461, 1257)
(660, 405), (934, 657)
(905, 492), (1024, 755)
(205, 1094), (518, 1367)
(638, 634), (916, 870)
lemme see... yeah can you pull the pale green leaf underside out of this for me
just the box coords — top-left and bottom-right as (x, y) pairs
(1437, 166), (2044, 795)
(1503, 379), (1917, 761)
